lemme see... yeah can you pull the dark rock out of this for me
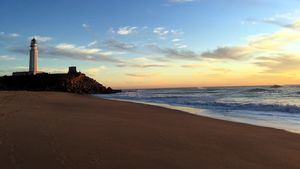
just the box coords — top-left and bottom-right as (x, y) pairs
(270, 85), (282, 88)
(0, 73), (121, 94)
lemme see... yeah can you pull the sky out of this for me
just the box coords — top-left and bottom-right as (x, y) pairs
(1, 0), (300, 88)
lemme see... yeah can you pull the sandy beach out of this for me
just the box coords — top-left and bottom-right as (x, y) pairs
(0, 91), (300, 169)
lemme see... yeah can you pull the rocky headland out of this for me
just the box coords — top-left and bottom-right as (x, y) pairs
(0, 72), (121, 94)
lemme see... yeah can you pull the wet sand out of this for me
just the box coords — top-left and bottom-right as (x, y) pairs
(0, 91), (300, 169)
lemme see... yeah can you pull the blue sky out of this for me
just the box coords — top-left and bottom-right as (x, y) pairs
(1, 0), (300, 88)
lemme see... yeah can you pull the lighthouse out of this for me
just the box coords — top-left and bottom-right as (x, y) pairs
(29, 38), (38, 75)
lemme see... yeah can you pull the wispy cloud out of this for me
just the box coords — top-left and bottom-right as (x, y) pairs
(243, 17), (291, 28)
(0, 55), (15, 61)
(82, 23), (91, 31)
(87, 40), (98, 47)
(148, 44), (200, 60)
(126, 72), (158, 77)
(40, 67), (68, 73)
(117, 26), (138, 35)
(117, 57), (167, 68)
(192, 18), (300, 63)
(201, 46), (252, 60)
(9, 42), (121, 63)
(0, 32), (20, 40)
(254, 54), (300, 73)
(51, 43), (119, 62)
(85, 66), (107, 77)
(247, 22), (300, 50)
(171, 29), (185, 36)
(105, 39), (137, 51)
(28, 35), (52, 43)
(172, 38), (182, 42)
(181, 63), (203, 68)
(153, 27), (184, 40)
(153, 27), (169, 39)
(243, 10), (300, 29)
(10, 33), (19, 38)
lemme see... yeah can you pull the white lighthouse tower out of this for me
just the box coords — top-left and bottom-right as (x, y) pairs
(29, 38), (38, 75)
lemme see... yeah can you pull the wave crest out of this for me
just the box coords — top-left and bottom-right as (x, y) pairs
(196, 101), (300, 114)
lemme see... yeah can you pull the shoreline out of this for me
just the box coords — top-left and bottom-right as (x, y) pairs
(1, 91), (300, 169)
(94, 96), (300, 135)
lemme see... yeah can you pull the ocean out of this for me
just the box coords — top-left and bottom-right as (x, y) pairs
(96, 86), (300, 134)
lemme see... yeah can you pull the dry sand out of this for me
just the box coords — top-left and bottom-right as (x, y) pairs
(0, 91), (300, 169)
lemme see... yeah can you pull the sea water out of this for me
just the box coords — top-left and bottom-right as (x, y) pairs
(96, 86), (300, 134)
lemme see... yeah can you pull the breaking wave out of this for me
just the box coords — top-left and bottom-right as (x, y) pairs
(193, 101), (300, 114)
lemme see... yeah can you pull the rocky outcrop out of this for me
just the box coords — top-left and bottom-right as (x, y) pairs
(0, 73), (121, 94)
(270, 85), (282, 88)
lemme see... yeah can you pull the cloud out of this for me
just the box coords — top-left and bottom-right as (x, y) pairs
(171, 30), (184, 36)
(172, 38), (187, 49)
(0, 55), (15, 61)
(50, 43), (120, 62)
(192, 18), (300, 62)
(40, 67), (68, 73)
(10, 33), (19, 38)
(174, 43), (188, 49)
(118, 63), (166, 68)
(201, 46), (252, 60)
(55, 43), (102, 54)
(197, 20), (300, 61)
(243, 10), (300, 29)
(126, 73), (158, 77)
(245, 17), (300, 73)
(254, 54), (300, 73)
(28, 35), (52, 43)
(133, 64), (166, 68)
(243, 17), (292, 28)
(108, 28), (116, 34)
(148, 44), (200, 60)
(172, 38), (182, 42)
(148, 43), (254, 61)
(181, 64), (203, 68)
(7, 45), (28, 54)
(82, 24), (89, 28)
(117, 26), (138, 35)
(15, 66), (28, 70)
(85, 66), (106, 77)
(247, 22), (300, 50)
(153, 28), (184, 40)
(82, 23), (91, 31)
(241, 19), (257, 25)
(105, 39), (137, 51)
(0, 32), (20, 40)
(9, 42), (121, 63)
(117, 57), (167, 68)
(87, 40), (98, 47)
(265, 10), (300, 28)
(153, 27), (169, 38)
(163, 48), (200, 60)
